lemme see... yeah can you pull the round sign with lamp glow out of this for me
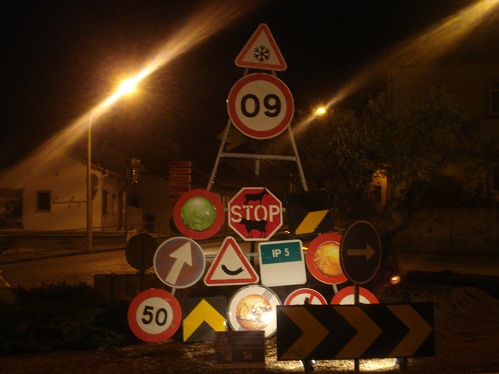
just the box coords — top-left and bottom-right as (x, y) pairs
(173, 189), (225, 240)
(227, 285), (281, 338)
(305, 233), (348, 285)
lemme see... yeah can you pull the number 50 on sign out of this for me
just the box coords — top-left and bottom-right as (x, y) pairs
(128, 288), (182, 342)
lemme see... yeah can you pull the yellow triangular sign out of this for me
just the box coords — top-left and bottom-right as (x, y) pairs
(235, 23), (287, 71)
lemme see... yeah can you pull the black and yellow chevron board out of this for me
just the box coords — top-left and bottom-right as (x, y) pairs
(182, 296), (227, 342)
(277, 303), (435, 361)
(284, 191), (334, 235)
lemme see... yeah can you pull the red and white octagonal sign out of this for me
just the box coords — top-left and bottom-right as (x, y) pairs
(228, 187), (282, 241)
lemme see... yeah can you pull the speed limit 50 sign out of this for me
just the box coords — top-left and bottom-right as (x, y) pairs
(227, 73), (294, 139)
(127, 288), (182, 342)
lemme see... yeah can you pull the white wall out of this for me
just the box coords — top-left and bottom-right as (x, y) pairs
(0, 149), (110, 231)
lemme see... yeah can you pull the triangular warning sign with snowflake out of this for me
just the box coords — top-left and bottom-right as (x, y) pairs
(204, 236), (259, 286)
(235, 23), (287, 71)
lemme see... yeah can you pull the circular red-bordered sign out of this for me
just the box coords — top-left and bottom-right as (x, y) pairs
(227, 73), (294, 139)
(173, 189), (224, 240)
(154, 237), (206, 289)
(284, 288), (328, 305)
(227, 285), (281, 338)
(127, 288), (182, 342)
(306, 233), (348, 285)
(330, 286), (379, 305)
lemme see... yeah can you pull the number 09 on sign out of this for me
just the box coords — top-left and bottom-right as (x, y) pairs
(227, 73), (294, 139)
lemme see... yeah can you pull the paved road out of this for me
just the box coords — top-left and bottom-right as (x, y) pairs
(0, 238), (242, 289)
(1, 236), (498, 295)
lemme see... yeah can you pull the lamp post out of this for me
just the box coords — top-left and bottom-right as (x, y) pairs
(87, 112), (94, 251)
(86, 78), (138, 251)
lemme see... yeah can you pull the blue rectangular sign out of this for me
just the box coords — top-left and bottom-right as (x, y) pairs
(259, 240), (302, 265)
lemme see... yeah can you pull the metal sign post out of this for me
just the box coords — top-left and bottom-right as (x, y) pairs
(207, 25), (308, 192)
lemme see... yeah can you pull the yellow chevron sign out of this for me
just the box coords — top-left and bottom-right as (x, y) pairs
(278, 307), (329, 360)
(183, 297), (227, 342)
(294, 210), (329, 235)
(277, 303), (434, 360)
(284, 191), (334, 236)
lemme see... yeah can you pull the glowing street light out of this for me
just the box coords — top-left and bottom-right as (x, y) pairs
(87, 78), (138, 251)
(315, 106), (327, 116)
(116, 78), (137, 96)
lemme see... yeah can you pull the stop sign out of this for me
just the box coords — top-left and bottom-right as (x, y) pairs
(228, 187), (283, 241)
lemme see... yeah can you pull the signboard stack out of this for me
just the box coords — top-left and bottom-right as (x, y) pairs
(124, 23), (436, 373)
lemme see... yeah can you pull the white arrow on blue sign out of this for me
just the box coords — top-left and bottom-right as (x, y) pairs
(154, 237), (206, 288)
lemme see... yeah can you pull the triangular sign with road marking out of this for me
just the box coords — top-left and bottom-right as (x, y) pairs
(204, 236), (259, 286)
(235, 23), (287, 71)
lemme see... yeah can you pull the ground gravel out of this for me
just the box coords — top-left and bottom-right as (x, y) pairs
(1, 283), (498, 373)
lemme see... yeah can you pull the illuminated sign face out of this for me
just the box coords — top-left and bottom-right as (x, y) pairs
(227, 285), (281, 338)
(306, 233), (347, 285)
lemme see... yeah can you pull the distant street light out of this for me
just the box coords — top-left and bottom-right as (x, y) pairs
(87, 78), (138, 251)
(315, 106), (327, 116)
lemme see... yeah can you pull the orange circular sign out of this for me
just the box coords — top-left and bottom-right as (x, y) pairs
(305, 233), (347, 285)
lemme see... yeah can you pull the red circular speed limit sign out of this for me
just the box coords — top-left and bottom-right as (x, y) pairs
(227, 73), (294, 139)
(127, 288), (182, 342)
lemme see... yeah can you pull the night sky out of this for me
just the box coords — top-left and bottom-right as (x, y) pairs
(0, 0), (486, 172)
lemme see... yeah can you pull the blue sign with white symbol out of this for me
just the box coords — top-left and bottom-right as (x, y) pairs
(154, 236), (206, 289)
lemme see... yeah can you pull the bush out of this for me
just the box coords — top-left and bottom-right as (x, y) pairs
(0, 282), (137, 356)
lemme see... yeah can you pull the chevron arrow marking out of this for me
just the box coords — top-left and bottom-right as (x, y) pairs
(295, 210), (329, 235)
(183, 299), (226, 341)
(335, 306), (383, 358)
(388, 304), (433, 357)
(280, 307), (329, 360)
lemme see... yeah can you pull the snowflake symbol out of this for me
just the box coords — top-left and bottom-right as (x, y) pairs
(253, 45), (271, 62)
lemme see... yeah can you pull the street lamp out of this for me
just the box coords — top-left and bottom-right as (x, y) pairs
(87, 78), (137, 251)
(314, 106), (327, 116)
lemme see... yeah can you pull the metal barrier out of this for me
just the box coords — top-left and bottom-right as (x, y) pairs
(0, 227), (128, 253)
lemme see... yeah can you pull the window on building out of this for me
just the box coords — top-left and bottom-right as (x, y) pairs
(0, 188), (23, 229)
(37, 191), (51, 212)
(112, 193), (118, 215)
(128, 192), (140, 208)
(490, 81), (499, 115)
(102, 190), (108, 214)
